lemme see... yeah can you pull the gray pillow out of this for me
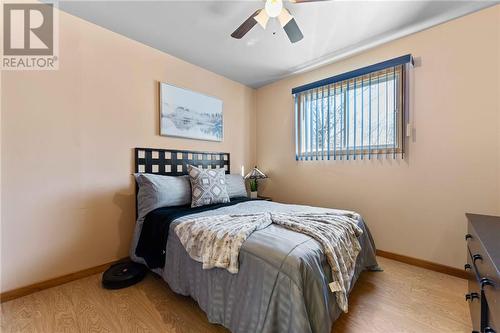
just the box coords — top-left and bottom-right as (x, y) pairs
(225, 174), (248, 198)
(188, 165), (230, 208)
(134, 173), (191, 219)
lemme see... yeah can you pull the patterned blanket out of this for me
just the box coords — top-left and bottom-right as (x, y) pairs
(175, 212), (362, 312)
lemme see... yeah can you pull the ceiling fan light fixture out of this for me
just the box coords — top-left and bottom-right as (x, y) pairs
(254, 9), (269, 29)
(265, 0), (283, 18)
(231, 0), (308, 43)
(278, 8), (293, 27)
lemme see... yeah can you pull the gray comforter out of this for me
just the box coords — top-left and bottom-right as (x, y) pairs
(132, 200), (378, 333)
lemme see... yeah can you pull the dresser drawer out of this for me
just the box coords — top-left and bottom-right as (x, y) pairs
(467, 221), (489, 279)
(468, 278), (482, 332)
(468, 245), (482, 282)
(485, 280), (500, 330)
(467, 220), (500, 323)
(487, 292), (499, 333)
(466, 214), (500, 333)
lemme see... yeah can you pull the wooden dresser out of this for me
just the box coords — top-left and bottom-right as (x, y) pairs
(465, 213), (499, 333)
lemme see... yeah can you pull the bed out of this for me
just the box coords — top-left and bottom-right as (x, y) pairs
(130, 148), (379, 333)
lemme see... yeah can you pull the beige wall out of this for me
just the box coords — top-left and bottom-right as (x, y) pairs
(1, 10), (256, 292)
(256, 5), (500, 269)
(1, 4), (499, 294)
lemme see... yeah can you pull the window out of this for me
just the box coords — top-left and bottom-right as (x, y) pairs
(293, 55), (412, 160)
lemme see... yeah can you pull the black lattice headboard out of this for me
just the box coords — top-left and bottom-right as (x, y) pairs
(134, 148), (230, 218)
(134, 148), (230, 176)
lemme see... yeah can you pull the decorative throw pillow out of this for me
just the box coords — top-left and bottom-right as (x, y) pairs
(188, 165), (230, 207)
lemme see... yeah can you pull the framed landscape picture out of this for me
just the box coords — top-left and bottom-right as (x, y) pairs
(160, 83), (223, 142)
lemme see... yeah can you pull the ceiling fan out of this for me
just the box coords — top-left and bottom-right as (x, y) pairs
(231, 0), (326, 44)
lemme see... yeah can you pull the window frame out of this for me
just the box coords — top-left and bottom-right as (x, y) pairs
(294, 57), (411, 161)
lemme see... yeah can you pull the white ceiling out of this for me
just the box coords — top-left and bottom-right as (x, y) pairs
(55, 1), (496, 88)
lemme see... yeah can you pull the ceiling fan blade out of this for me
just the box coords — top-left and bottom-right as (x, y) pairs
(278, 8), (293, 27)
(231, 9), (261, 39)
(281, 10), (303, 43)
(254, 8), (270, 29)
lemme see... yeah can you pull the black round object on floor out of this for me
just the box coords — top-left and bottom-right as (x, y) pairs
(102, 260), (147, 290)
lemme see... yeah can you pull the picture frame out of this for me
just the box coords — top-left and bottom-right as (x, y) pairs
(160, 82), (223, 142)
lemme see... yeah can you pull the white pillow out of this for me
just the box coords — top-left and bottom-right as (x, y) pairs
(225, 174), (247, 198)
(134, 173), (191, 219)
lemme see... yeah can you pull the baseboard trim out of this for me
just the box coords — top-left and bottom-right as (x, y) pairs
(1, 251), (468, 303)
(0, 257), (128, 303)
(376, 250), (469, 279)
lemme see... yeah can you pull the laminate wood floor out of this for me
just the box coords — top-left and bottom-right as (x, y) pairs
(1, 257), (471, 333)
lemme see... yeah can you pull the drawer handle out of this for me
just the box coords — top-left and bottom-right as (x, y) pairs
(464, 264), (471, 271)
(472, 254), (482, 263)
(465, 234), (473, 240)
(484, 328), (496, 333)
(480, 278), (494, 288)
(465, 292), (479, 301)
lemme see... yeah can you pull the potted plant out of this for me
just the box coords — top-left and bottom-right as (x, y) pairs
(244, 166), (267, 199)
(249, 178), (258, 198)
